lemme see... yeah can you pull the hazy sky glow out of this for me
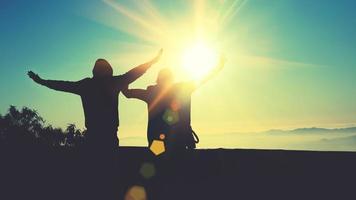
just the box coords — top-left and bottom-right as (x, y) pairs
(1, 0), (356, 147)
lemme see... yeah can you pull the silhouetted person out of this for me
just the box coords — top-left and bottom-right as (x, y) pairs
(122, 56), (225, 153)
(27, 50), (163, 199)
(27, 49), (162, 150)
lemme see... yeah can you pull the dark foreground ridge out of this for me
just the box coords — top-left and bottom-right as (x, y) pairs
(2, 147), (356, 200)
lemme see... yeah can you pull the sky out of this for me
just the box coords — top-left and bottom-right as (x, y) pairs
(1, 0), (356, 147)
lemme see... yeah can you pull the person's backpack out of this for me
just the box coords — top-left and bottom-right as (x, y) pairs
(186, 126), (199, 149)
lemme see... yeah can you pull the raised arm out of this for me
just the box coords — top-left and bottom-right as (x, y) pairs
(121, 49), (163, 85)
(27, 71), (82, 94)
(121, 85), (148, 101)
(196, 55), (226, 88)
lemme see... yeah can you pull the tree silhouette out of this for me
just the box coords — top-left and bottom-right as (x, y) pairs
(0, 106), (84, 148)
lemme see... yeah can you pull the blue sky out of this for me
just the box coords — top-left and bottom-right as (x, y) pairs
(1, 0), (356, 146)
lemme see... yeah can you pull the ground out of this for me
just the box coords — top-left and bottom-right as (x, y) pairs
(2, 146), (356, 200)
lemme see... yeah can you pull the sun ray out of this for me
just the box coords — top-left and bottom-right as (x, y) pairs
(148, 85), (171, 113)
(102, 0), (164, 43)
(136, 0), (167, 28)
(219, 0), (248, 27)
(194, 0), (205, 36)
(84, 7), (159, 43)
(89, 0), (239, 82)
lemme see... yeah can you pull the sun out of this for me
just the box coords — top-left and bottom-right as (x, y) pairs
(181, 41), (219, 80)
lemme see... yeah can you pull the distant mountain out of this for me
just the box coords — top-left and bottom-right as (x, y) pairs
(265, 127), (356, 135)
(291, 127), (356, 134)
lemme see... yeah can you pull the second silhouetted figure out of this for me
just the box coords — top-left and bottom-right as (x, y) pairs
(123, 55), (225, 152)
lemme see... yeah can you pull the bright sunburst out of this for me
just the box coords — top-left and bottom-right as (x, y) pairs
(95, 0), (247, 79)
(181, 41), (219, 80)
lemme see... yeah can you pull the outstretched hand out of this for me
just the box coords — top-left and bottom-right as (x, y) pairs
(217, 54), (226, 70)
(148, 48), (163, 65)
(196, 54), (226, 87)
(27, 71), (42, 83)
